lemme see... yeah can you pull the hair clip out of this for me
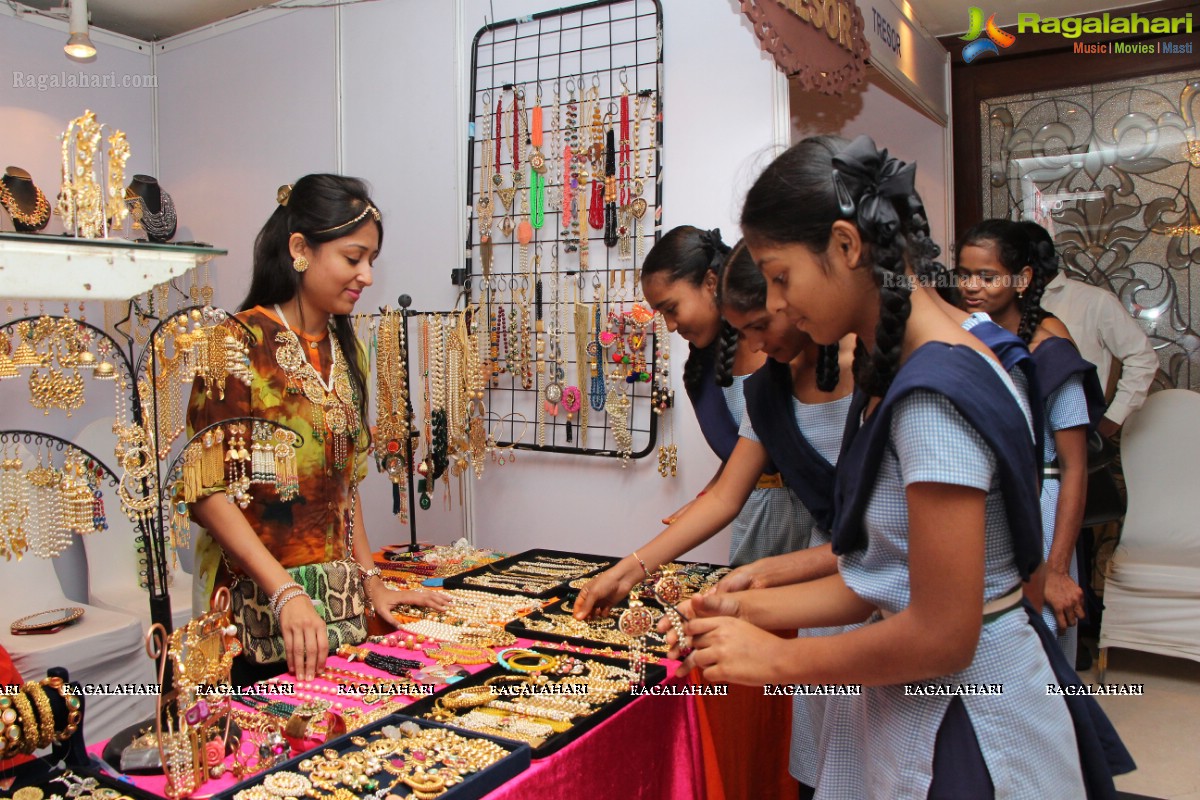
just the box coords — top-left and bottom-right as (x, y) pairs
(277, 184), (293, 206)
(831, 169), (856, 217)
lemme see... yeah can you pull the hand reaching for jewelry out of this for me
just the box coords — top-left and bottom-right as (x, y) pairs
(668, 614), (788, 685)
(573, 558), (642, 620)
(714, 563), (762, 594)
(279, 594), (328, 681)
(371, 587), (452, 627)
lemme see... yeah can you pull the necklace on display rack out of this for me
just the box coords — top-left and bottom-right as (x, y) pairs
(477, 92), (496, 277)
(125, 187), (177, 239)
(0, 182), (51, 228)
(272, 304), (361, 470)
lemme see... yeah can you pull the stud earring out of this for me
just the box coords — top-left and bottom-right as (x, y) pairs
(293, 256), (309, 273)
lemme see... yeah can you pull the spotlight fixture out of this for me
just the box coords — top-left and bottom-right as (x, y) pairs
(64, 0), (96, 61)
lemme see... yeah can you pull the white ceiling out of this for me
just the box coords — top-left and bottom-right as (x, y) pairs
(15, 0), (281, 41)
(9, 0), (1173, 43)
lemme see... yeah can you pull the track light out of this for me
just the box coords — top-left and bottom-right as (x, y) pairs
(64, 0), (96, 61)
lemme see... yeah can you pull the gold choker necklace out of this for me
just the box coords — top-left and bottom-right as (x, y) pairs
(272, 305), (361, 469)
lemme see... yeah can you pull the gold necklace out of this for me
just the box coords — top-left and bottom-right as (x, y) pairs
(0, 182), (50, 228)
(272, 305), (361, 470)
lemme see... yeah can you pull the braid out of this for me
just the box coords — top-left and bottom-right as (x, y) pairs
(712, 321), (740, 388)
(815, 343), (841, 392)
(683, 342), (712, 393)
(856, 231), (912, 397)
(1016, 252), (1050, 344)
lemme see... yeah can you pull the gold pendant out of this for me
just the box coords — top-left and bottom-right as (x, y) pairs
(631, 197), (648, 219)
(497, 187), (516, 211)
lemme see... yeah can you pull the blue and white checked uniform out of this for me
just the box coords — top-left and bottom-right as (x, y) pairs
(740, 393), (853, 788)
(1040, 374), (1090, 662)
(721, 375), (811, 566)
(819, 352), (1085, 799)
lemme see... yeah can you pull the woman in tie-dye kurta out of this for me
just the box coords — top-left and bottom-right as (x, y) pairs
(188, 174), (447, 684)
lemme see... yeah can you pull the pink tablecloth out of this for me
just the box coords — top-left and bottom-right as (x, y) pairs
(482, 675), (707, 800)
(88, 646), (707, 800)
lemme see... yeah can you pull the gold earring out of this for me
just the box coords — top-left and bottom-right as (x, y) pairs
(293, 256), (309, 273)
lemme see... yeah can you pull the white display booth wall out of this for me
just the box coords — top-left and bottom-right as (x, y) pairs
(0, 0), (950, 585)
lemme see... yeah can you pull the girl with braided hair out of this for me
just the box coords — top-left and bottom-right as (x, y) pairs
(576, 227), (811, 618)
(575, 228), (814, 800)
(955, 219), (1106, 663)
(663, 136), (1102, 798)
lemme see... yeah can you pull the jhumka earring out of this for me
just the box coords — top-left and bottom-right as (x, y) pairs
(293, 256), (308, 273)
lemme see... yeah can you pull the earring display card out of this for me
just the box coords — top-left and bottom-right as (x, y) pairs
(464, 0), (666, 461)
(439, 548), (616, 599)
(209, 716), (531, 800)
(398, 646), (666, 758)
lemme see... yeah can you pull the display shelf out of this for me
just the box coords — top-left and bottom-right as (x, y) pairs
(0, 232), (226, 300)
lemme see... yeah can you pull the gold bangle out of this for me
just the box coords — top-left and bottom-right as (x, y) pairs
(505, 652), (558, 674)
(42, 678), (81, 742)
(10, 689), (38, 754)
(0, 694), (25, 757)
(24, 682), (54, 748)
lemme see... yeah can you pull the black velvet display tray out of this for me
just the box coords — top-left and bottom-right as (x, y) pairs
(1, 765), (168, 800)
(210, 716), (530, 800)
(398, 646), (665, 759)
(505, 595), (673, 656)
(439, 548), (616, 599)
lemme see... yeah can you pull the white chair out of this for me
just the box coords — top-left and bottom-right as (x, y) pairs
(0, 552), (158, 743)
(74, 418), (194, 631)
(1099, 389), (1200, 678)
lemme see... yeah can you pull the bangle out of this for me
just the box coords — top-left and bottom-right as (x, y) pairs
(269, 582), (303, 610)
(42, 678), (81, 742)
(631, 551), (651, 579)
(274, 588), (307, 620)
(9, 689), (38, 755)
(358, 565), (382, 582)
(24, 682), (54, 749)
(0, 695), (25, 757)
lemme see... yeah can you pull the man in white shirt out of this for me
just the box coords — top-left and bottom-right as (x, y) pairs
(1040, 272), (1159, 437)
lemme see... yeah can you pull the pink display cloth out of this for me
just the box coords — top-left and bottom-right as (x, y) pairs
(87, 640), (706, 800)
(480, 673), (706, 800)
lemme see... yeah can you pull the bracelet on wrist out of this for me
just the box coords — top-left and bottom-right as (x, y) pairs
(273, 588), (307, 620)
(269, 581), (303, 609)
(631, 550), (651, 579)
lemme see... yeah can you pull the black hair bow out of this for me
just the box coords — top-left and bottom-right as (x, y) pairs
(830, 135), (917, 241)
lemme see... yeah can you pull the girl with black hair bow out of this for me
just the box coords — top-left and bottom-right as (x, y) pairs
(664, 136), (1093, 798)
(955, 219), (1106, 664)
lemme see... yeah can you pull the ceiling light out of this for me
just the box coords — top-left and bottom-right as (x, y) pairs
(64, 0), (96, 61)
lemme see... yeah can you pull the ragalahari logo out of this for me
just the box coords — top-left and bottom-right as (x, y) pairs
(960, 7), (1017, 62)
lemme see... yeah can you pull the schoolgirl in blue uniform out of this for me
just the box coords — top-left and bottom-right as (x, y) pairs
(575, 228), (812, 614)
(956, 219), (1105, 662)
(669, 135), (1087, 798)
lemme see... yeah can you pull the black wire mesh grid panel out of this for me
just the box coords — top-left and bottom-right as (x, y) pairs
(463, 0), (665, 460)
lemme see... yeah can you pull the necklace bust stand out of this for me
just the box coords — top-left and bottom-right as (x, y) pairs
(126, 174), (178, 242)
(0, 167), (52, 232)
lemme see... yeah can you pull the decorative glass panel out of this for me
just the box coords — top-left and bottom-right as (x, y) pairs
(981, 70), (1200, 391)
